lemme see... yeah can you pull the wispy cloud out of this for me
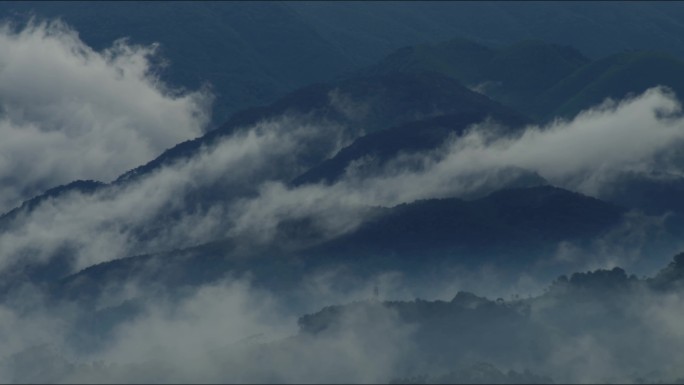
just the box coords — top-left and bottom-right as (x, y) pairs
(2, 85), (684, 277)
(0, 19), (212, 212)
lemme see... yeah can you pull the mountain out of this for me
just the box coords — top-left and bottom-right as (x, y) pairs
(117, 72), (528, 184)
(365, 39), (684, 120)
(0, 71), (536, 296)
(0, 71), (518, 218)
(392, 362), (552, 384)
(49, 201), (639, 365)
(648, 251), (684, 291)
(536, 51), (684, 119)
(303, 186), (626, 272)
(291, 110), (531, 187)
(49, 185), (627, 307)
(290, 2), (684, 61)
(6, 2), (684, 125)
(11, 251), (684, 383)
(293, 252), (684, 384)
(0, 180), (104, 229)
(0, 1), (355, 126)
(598, 171), (684, 217)
(5, 4), (684, 383)
(365, 38), (589, 117)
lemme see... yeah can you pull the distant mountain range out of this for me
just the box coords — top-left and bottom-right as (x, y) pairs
(5, 2), (684, 125)
(3, 6), (684, 381)
(6, 251), (684, 383)
(3, 57), (684, 293)
(117, 72), (529, 185)
(48, 185), (627, 306)
(303, 186), (625, 272)
(296, 252), (684, 383)
(365, 39), (684, 120)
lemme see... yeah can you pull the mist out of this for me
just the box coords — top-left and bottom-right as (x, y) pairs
(1, 257), (684, 383)
(2, 85), (683, 279)
(3, 16), (684, 384)
(0, 19), (211, 212)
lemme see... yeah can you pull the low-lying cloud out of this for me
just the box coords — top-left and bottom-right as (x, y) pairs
(0, 19), (212, 212)
(2, 21), (684, 306)
(3, 17), (684, 385)
(228, 87), (684, 247)
(3, 85), (684, 277)
(0, 113), (351, 273)
(3, 264), (684, 383)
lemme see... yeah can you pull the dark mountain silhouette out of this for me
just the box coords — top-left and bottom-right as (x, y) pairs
(3, 4), (684, 383)
(293, 252), (684, 383)
(12, 252), (684, 384)
(0, 71), (537, 294)
(648, 252), (684, 291)
(364, 38), (589, 119)
(0, 1), (355, 126)
(8, 2), (684, 126)
(365, 38), (684, 121)
(290, 2), (684, 61)
(50, 185), (627, 307)
(392, 362), (552, 384)
(536, 51), (684, 119)
(0, 180), (104, 229)
(0, 71), (523, 233)
(116, 72), (527, 185)
(598, 171), (684, 217)
(292, 108), (531, 187)
(303, 185), (626, 271)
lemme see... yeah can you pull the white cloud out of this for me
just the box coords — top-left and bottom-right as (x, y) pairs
(4, 16), (684, 385)
(3, 86), (684, 277)
(0, 274), (418, 383)
(0, 19), (212, 212)
(3, 266), (684, 383)
(227, 87), (684, 246)
(0, 113), (351, 272)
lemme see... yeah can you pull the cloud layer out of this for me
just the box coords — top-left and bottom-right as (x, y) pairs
(3, 265), (684, 383)
(0, 20), (212, 212)
(227, 87), (684, 248)
(3, 16), (684, 385)
(2, 84), (684, 277)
